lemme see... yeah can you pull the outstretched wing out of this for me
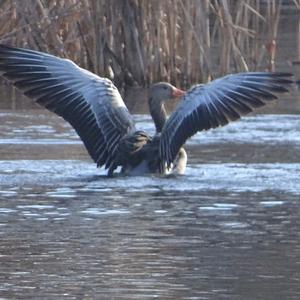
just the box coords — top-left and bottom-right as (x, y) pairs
(160, 72), (293, 167)
(0, 44), (135, 170)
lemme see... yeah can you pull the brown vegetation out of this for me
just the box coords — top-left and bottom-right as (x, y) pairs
(0, 0), (297, 91)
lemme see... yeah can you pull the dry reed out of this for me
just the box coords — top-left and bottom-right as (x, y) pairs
(0, 0), (297, 91)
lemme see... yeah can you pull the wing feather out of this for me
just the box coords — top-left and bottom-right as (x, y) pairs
(160, 72), (293, 167)
(0, 44), (135, 170)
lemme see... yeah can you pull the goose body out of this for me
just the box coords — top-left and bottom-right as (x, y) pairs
(0, 45), (293, 176)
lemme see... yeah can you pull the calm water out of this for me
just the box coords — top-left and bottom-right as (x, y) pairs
(0, 111), (300, 300)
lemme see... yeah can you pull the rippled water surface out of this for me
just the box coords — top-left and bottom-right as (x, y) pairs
(1, 111), (300, 300)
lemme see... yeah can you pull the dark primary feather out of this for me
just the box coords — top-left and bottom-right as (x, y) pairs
(0, 44), (135, 170)
(159, 72), (293, 168)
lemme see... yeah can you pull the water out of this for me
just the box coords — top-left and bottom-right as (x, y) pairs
(1, 111), (300, 299)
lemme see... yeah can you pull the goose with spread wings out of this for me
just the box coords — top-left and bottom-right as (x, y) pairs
(0, 45), (293, 176)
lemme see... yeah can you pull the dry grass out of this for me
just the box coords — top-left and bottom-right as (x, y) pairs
(0, 0), (296, 90)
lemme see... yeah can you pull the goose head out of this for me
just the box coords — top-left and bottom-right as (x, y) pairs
(148, 82), (185, 103)
(148, 82), (185, 133)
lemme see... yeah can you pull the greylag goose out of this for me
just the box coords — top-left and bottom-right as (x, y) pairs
(0, 45), (293, 176)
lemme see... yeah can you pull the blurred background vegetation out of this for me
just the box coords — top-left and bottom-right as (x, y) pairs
(0, 0), (299, 107)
